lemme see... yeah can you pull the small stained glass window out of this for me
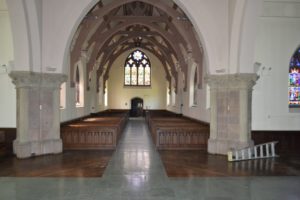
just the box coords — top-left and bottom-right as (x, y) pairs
(289, 47), (300, 108)
(124, 49), (151, 86)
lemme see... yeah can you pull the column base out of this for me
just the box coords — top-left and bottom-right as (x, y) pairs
(13, 139), (62, 158)
(208, 138), (254, 155)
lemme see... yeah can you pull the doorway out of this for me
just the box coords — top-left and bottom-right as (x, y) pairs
(130, 97), (143, 117)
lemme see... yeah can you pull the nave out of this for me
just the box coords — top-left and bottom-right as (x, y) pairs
(0, 118), (300, 200)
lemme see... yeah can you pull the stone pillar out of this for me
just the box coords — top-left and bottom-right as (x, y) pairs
(205, 74), (258, 155)
(9, 71), (67, 158)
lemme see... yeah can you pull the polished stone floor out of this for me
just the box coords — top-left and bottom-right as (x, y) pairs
(0, 118), (300, 200)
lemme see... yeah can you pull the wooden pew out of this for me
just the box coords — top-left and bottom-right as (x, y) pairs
(61, 124), (119, 150)
(156, 127), (209, 150)
(146, 110), (209, 150)
(60, 110), (129, 150)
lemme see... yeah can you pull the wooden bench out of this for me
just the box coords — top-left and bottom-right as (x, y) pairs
(60, 110), (129, 150)
(61, 125), (119, 150)
(146, 110), (209, 150)
(156, 127), (209, 150)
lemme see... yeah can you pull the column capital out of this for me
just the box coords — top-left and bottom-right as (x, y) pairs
(205, 73), (258, 90)
(9, 71), (67, 89)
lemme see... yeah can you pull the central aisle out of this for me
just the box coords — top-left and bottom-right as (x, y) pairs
(101, 118), (173, 199)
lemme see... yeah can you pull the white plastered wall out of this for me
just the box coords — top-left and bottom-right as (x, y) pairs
(108, 50), (166, 110)
(182, 61), (210, 123)
(42, 0), (96, 74)
(0, 0), (16, 127)
(59, 57), (106, 123)
(252, 1), (300, 130)
(175, 0), (229, 75)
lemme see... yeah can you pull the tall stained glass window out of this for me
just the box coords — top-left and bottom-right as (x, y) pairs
(289, 47), (300, 108)
(124, 50), (151, 86)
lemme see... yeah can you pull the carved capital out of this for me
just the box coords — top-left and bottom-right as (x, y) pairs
(9, 71), (67, 89)
(205, 73), (258, 90)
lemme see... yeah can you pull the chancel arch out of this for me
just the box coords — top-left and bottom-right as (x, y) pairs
(69, 0), (204, 94)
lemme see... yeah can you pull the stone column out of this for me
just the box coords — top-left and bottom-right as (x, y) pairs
(205, 74), (258, 155)
(9, 71), (67, 158)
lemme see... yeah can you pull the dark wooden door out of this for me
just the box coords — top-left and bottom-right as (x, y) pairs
(130, 98), (143, 117)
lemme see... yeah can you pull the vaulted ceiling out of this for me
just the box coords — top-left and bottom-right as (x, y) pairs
(70, 0), (203, 92)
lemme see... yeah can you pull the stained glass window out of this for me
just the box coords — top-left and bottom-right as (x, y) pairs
(138, 65), (144, 85)
(131, 65), (137, 85)
(125, 64), (131, 85)
(145, 65), (150, 85)
(124, 50), (151, 86)
(289, 47), (300, 108)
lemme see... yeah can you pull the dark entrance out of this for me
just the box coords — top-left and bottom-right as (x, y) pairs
(130, 97), (143, 117)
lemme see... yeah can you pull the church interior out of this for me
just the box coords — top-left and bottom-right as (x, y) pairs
(0, 0), (300, 199)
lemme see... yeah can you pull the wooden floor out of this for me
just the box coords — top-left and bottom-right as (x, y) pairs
(0, 150), (113, 177)
(1, 149), (300, 178)
(159, 150), (300, 177)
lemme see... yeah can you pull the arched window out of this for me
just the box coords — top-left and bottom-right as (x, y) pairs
(75, 66), (80, 105)
(193, 66), (198, 105)
(75, 65), (84, 107)
(166, 81), (170, 106)
(104, 80), (108, 107)
(60, 82), (66, 109)
(98, 77), (103, 106)
(171, 78), (176, 106)
(124, 49), (151, 86)
(289, 47), (300, 108)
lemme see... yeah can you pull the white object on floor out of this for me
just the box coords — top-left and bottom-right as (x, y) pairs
(228, 141), (279, 162)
